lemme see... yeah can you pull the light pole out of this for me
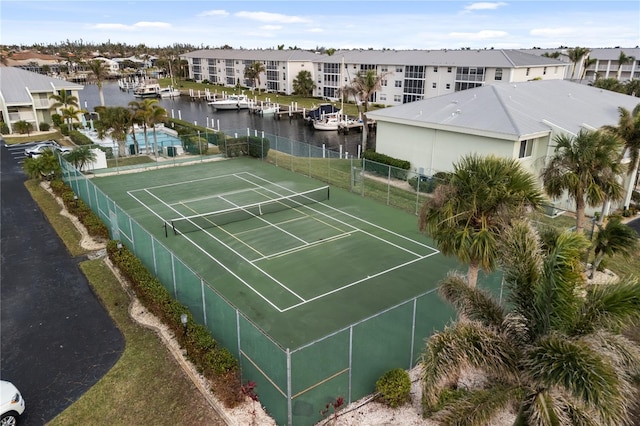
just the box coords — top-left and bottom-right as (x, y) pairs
(180, 313), (188, 338)
(73, 194), (78, 207)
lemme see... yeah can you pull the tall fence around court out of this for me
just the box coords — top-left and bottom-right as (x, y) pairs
(60, 132), (455, 426)
(223, 128), (445, 215)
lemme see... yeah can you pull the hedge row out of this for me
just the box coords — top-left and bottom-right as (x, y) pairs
(50, 178), (245, 407)
(49, 179), (110, 240)
(107, 241), (244, 407)
(362, 151), (411, 170)
(218, 136), (270, 159)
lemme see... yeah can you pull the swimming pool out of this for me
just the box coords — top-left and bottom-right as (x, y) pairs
(81, 126), (183, 155)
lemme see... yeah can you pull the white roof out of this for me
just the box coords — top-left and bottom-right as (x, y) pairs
(0, 67), (83, 105)
(368, 80), (640, 140)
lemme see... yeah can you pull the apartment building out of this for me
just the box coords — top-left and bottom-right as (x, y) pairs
(181, 48), (568, 106)
(523, 47), (640, 82)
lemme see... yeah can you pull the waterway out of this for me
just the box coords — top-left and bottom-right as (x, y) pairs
(77, 82), (374, 155)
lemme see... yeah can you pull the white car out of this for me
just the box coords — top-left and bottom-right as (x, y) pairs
(0, 380), (25, 425)
(24, 141), (72, 158)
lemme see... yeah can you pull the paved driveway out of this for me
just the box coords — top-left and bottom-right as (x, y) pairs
(1, 139), (124, 424)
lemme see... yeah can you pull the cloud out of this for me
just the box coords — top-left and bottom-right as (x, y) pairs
(198, 10), (229, 17)
(530, 27), (575, 37)
(449, 30), (509, 40)
(260, 25), (282, 31)
(308, 28), (324, 33)
(464, 2), (508, 11)
(235, 11), (310, 24)
(133, 21), (171, 29)
(91, 23), (131, 31)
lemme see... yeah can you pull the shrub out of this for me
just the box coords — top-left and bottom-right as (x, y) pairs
(0, 122), (9, 134)
(183, 135), (209, 155)
(52, 114), (63, 127)
(69, 130), (94, 146)
(106, 240), (243, 407)
(363, 151), (411, 180)
(376, 368), (411, 408)
(247, 135), (270, 158)
(39, 122), (51, 131)
(362, 150), (411, 170)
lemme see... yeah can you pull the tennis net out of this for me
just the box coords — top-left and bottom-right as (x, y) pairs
(169, 185), (330, 235)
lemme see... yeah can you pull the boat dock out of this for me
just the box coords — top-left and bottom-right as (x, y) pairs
(338, 120), (377, 134)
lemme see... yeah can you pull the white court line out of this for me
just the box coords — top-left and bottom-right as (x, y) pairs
(168, 187), (264, 208)
(237, 173), (433, 258)
(280, 251), (440, 312)
(252, 232), (354, 262)
(129, 172), (247, 192)
(137, 186), (306, 309)
(218, 195), (310, 246)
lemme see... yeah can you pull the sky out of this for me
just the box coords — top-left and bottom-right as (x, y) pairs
(1, 0), (639, 51)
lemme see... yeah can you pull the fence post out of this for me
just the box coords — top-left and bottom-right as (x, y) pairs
(387, 165), (391, 205)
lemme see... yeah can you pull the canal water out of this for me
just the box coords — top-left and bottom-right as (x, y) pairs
(77, 82), (374, 155)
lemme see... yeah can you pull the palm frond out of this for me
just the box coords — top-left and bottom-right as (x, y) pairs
(432, 384), (522, 426)
(438, 272), (506, 328)
(521, 390), (567, 426)
(422, 322), (518, 409)
(578, 279), (640, 332)
(525, 333), (626, 424)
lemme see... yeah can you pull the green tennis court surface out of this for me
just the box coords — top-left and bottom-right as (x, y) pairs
(93, 158), (458, 348)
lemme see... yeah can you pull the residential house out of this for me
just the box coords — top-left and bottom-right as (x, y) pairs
(367, 79), (640, 214)
(0, 67), (84, 134)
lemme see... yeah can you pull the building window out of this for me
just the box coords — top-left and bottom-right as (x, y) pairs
(393, 95), (402, 102)
(526, 68), (530, 76)
(381, 79), (387, 86)
(379, 94), (387, 101)
(543, 67), (547, 75)
(395, 66), (403, 73)
(446, 83), (451, 89)
(432, 82), (437, 88)
(434, 67), (438, 72)
(447, 67), (452, 73)
(519, 139), (533, 158)
(381, 66), (388, 72)
(395, 80), (402, 87)
(495, 68), (503, 80)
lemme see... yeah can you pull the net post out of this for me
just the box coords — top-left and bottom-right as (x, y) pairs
(164, 221), (168, 238)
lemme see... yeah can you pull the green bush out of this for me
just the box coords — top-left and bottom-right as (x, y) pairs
(376, 368), (411, 408)
(39, 122), (51, 131)
(362, 150), (411, 170)
(69, 130), (94, 146)
(106, 240), (243, 407)
(183, 135), (209, 155)
(0, 122), (9, 134)
(247, 135), (270, 158)
(52, 114), (63, 127)
(50, 180), (110, 240)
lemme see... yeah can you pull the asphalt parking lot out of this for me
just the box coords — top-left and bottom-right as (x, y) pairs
(1, 138), (124, 424)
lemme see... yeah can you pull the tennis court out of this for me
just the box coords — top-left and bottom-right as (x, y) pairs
(92, 159), (455, 348)
(82, 157), (467, 425)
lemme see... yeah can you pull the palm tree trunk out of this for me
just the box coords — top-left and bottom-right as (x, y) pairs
(575, 197), (587, 234)
(623, 160), (639, 210)
(467, 261), (479, 288)
(361, 112), (368, 152)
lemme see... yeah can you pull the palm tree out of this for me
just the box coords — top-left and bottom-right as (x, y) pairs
(60, 106), (85, 133)
(590, 217), (639, 278)
(22, 149), (61, 180)
(244, 61), (266, 90)
(567, 46), (590, 80)
(602, 105), (640, 212)
(292, 70), (315, 97)
(580, 56), (597, 82)
(148, 105), (169, 157)
(65, 145), (97, 172)
(616, 51), (636, 80)
(129, 98), (159, 158)
(422, 220), (640, 425)
(541, 130), (625, 234)
(49, 89), (79, 110)
(419, 154), (544, 287)
(87, 59), (110, 106)
(541, 51), (561, 59)
(95, 106), (132, 157)
(340, 68), (390, 151)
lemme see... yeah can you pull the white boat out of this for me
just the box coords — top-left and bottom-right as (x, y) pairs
(208, 94), (250, 110)
(312, 112), (358, 131)
(253, 102), (280, 115)
(133, 83), (161, 98)
(158, 87), (181, 98)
